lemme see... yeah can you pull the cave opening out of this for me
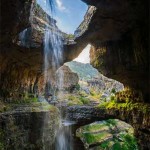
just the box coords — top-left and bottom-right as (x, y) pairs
(0, 0), (149, 149)
(37, 0), (88, 34)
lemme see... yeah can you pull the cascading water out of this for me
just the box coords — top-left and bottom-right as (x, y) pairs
(43, 2), (64, 96)
(42, 0), (74, 150)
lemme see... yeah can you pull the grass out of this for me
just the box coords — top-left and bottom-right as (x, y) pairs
(67, 95), (83, 106)
(89, 89), (102, 100)
(65, 94), (91, 106)
(79, 97), (90, 105)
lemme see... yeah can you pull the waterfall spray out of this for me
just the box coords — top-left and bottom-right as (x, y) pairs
(43, 0), (64, 98)
(40, 0), (74, 149)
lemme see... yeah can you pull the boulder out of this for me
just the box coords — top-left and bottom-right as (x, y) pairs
(56, 65), (79, 90)
(76, 119), (137, 150)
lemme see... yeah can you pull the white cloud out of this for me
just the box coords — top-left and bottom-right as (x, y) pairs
(56, 0), (66, 11)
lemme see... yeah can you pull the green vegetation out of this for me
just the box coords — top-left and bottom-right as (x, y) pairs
(111, 88), (116, 94)
(115, 88), (143, 103)
(65, 34), (75, 39)
(77, 119), (139, 150)
(0, 101), (11, 113)
(74, 84), (80, 91)
(67, 95), (90, 106)
(79, 97), (90, 105)
(8, 97), (38, 104)
(83, 132), (111, 145)
(100, 141), (114, 149)
(89, 88), (102, 100)
(99, 100), (149, 114)
(98, 88), (149, 114)
(79, 124), (109, 135)
(117, 133), (138, 150)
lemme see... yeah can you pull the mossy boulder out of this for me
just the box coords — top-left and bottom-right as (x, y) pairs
(76, 119), (138, 150)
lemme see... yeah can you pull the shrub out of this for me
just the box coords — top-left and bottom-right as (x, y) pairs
(75, 84), (80, 91)
(111, 88), (116, 94)
(79, 97), (90, 105)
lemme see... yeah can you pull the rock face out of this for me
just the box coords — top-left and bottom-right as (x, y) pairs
(76, 119), (138, 150)
(75, 0), (149, 103)
(66, 61), (124, 96)
(0, 104), (60, 149)
(0, 1), (45, 100)
(0, 1), (65, 100)
(87, 75), (124, 96)
(56, 65), (79, 90)
(0, 0), (32, 44)
(67, 106), (150, 149)
(74, 6), (97, 38)
(0, 0), (149, 103)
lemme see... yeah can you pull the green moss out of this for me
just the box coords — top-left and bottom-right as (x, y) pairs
(100, 140), (114, 149)
(68, 100), (83, 106)
(115, 133), (138, 150)
(67, 95), (83, 106)
(111, 88), (116, 94)
(89, 89), (101, 100)
(112, 142), (122, 150)
(79, 91), (88, 97)
(106, 119), (117, 126)
(79, 97), (90, 105)
(98, 100), (149, 114)
(0, 101), (11, 113)
(83, 132), (111, 145)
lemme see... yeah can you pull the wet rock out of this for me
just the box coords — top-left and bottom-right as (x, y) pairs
(67, 105), (150, 149)
(76, 119), (138, 150)
(0, 104), (60, 149)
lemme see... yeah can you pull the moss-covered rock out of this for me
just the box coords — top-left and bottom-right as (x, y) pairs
(76, 119), (138, 150)
(0, 103), (60, 149)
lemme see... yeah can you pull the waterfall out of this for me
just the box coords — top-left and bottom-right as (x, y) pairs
(55, 122), (74, 150)
(42, 1), (74, 150)
(43, 0), (64, 97)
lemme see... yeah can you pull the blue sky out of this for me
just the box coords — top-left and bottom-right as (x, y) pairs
(37, 0), (88, 34)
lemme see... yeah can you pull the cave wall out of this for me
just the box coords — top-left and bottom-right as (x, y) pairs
(80, 0), (149, 102)
(0, 0), (55, 100)
(0, 0), (33, 44)
(0, 0), (149, 102)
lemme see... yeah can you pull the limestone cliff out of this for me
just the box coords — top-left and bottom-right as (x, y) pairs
(73, 0), (149, 103)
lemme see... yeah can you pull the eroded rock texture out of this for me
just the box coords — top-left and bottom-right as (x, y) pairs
(0, 105), (60, 149)
(0, 0), (149, 102)
(0, 0), (44, 100)
(56, 65), (79, 90)
(77, 0), (149, 102)
(67, 106), (150, 149)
